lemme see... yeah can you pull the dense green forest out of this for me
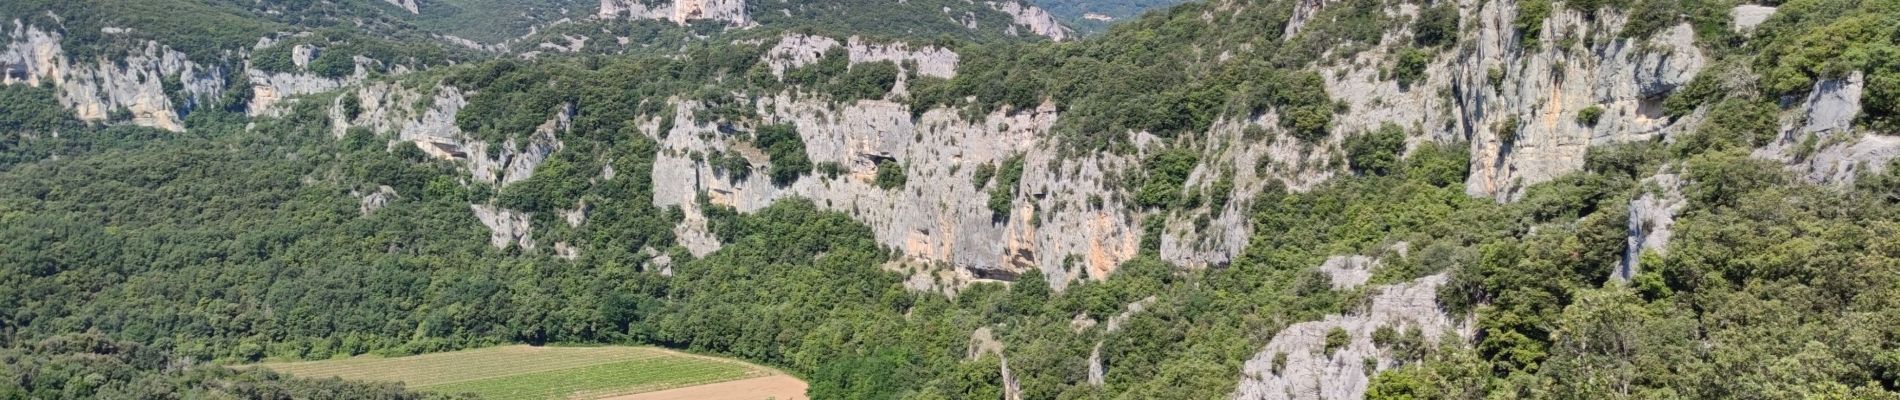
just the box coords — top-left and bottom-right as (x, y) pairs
(5, 0), (1900, 398)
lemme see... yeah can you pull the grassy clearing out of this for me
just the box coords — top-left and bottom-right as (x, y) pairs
(249, 345), (775, 400)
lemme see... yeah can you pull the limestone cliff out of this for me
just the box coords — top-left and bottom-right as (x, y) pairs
(385, 0), (422, 14)
(989, 1), (1074, 41)
(647, 93), (1142, 289)
(1233, 271), (1467, 400)
(1, 23), (220, 132)
(599, 0), (751, 26)
(1, 20), (412, 132)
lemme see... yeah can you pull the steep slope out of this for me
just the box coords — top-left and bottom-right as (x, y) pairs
(5, 0), (1900, 398)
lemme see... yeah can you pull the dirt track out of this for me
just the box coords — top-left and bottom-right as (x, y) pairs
(597, 375), (808, 400)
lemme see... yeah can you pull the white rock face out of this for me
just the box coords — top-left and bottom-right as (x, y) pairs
(1318, 256), (1376, 290)
(1755, 72), (1900, 184)
(649, 93), (1145, 289)
(1616, 173), (1682, 281)
(359, 185), (399, 215)
(1731, 5), (1776, 33)
(1800, 72), (1865, 137)
(764, 34), (961, 79)
(987, 1), (1073, 41)
(472, 204), (535, 250)
(384, 0), (421, 14)
(0, 21), (395, 130)
(599, 0), (750, 26)
(292, 45), (318, 68)
(1233, 274), (1467, 400)
(248, 69), (346, 116)
(0, 23), (226, 132)
(1453, 7), (1707, 200)
(330, 82), (566, 188)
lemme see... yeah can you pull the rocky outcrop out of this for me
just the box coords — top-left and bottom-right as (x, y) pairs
(1318, 255), (1376, 290)
(472, 204), (535, 250)
(1158, 115), (1342, 268)
(1283, 0), (1327, 38)
(1233, 274), (1467, 400)
(1616, 173), (1682, 281)
(327, 81), (567, 188)
(471, 103), (570, 186)
(1731, 5), (1776, 33)
(988, 1), (1073, 41)
(249, 39), (398, 116)
(358, 185), (400, 215)
(385, 0), (421, 14)
(599, 0), (750, 26)
(764, 34), (961, 80)
(0, 20), (406, 130)
(1, 23), (226, 132)
(1756, 72), (1900, 184)
(1079, 296), (1157, 387)
(1456, 7), (1708, 200)
(650, 93), (1144, 290)
(247, 68), (346, 116)
(969, 327), (1025, 400)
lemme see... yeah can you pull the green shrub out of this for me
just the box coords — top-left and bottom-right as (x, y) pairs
(1347, 123), (1407, 176)
(1393, 48), (1433, 88)
(1621, 0), (1683, 39)
(874, 159), (906, 190)
(1674, 98), (1778, 155)
(972, 162), (997, 189)
(1515, 0), (1553, 43)
(755, 124), (812, 185)
(1496, 115), (1522, 145)
(1403, 141), (1471, 188)
(340, 93), (362, 121)
(816, 161), (846, 178)
(1325, 327), (1351, 356)
(988, 187), (1015, 217)
(1575, 105), (1604, 126)
(1135, 149), (1200, 208)
(1413, 3), (1461, 48)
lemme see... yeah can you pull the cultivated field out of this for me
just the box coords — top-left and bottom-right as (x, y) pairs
(250, 345), (801, 400)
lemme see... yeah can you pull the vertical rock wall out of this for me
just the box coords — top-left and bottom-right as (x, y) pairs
(1, 23), (225, 132)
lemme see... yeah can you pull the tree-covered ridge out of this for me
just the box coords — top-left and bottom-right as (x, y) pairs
(6, 0), (1900, 398)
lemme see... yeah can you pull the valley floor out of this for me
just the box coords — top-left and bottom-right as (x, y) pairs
(245, 345), (802, 400)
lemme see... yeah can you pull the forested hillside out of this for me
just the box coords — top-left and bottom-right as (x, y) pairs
(6, 0), (1900, 398)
